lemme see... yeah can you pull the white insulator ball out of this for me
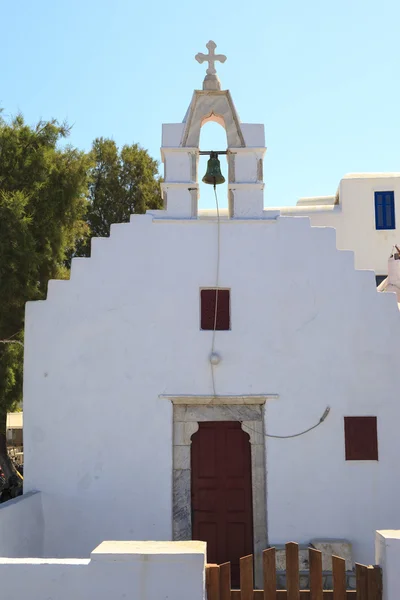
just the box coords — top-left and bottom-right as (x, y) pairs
(209, 352), (221, 365)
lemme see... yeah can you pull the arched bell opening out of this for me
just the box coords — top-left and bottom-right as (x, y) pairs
(198, 120), (229, 212)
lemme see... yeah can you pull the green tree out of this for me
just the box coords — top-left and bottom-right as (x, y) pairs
(76, 138), (162, 256)
(0, 114), (90, 496)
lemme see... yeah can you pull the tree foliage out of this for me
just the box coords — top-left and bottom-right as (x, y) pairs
(76, 138), (162, 256)
(0, 114), (90, 490)
(0, 119), (163, 494)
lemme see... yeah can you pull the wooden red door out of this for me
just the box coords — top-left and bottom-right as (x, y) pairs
(191, 421), (253, 586)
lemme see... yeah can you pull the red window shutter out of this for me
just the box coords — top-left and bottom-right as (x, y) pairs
(344, 417), (378, 461)
(200, 289), (230, 331)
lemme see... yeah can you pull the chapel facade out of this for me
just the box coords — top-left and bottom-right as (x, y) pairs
(21, 42), (400, 586)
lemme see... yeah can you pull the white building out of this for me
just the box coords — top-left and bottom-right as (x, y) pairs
(280, 175), (400, 280)
(4, 42), (400, 588)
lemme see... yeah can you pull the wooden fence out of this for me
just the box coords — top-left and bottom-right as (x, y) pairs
(206, 542), (382, 600)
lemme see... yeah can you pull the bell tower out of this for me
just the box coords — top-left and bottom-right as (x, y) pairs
(158, 42), (267, 219)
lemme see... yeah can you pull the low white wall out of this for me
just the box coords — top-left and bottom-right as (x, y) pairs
(376, 530), (400, 600)
(0, 492), (43, 557)
(0, 540), (206, 600)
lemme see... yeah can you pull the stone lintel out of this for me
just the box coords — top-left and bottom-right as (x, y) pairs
(160, 394), (278, 405)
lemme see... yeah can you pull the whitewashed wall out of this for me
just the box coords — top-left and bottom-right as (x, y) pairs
(23, 211), (400, 564)
(281, 174), (400, 275)
(0, 492), (43, 557)
(0, 541), (205, 600)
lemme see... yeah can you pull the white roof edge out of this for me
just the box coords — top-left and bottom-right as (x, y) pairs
(298, 195), (335, 202)
(342, 173), (400, 179)
(278, 205), (340, 214)
(296, 195), (336, 207)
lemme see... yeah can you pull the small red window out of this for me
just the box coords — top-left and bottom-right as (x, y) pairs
(200, 289), (230, 331)
(344, 417), (378, 461)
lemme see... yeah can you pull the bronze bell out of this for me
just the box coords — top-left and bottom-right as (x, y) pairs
(202, 151), (225, 186)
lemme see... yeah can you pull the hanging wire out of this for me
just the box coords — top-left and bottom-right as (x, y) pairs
(210, 184), (221, 398)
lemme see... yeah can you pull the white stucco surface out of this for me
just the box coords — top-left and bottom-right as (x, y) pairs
(0, 541), (205, 600)
(22, 210), (400, 564)
(375, 530), (400, 600)
(0, 492), (43, 557)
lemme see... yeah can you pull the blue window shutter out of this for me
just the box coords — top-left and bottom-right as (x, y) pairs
(393, 194), (396, 228)
(375, 191), (395, 229)
(387, 192), (396, 229)
(375, 193), (384, 229)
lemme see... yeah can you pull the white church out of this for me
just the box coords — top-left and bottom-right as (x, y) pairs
(3, 41), (400, 589)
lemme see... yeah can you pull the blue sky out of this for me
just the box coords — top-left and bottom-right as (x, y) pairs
(2, 0), (400, 210)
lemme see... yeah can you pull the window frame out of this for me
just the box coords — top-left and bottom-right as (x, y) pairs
(199, 287), (231, 331)
(374, 191), (396, 230)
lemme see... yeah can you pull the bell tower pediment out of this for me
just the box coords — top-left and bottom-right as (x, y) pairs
(153, 41), (270, 220)
(181, 90), (245, 149)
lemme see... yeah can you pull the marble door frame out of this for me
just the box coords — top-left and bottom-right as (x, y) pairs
(163, 394), (278, 588)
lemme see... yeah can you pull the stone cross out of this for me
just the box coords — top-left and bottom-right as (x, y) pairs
(195, 41), (226, 90)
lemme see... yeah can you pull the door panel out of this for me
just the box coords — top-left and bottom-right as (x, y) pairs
(191, 421), (253, 586)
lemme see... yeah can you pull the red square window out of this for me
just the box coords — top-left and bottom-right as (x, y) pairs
(344, 417), (378, 461)
(200, 289), (230, 331)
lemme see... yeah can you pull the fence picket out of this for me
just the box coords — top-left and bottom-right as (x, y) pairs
(367, 565), (382, 600)
(220, 562), (231, 600)
(231, 592), (357, 599)
(240, 554), (254, 600)
(355, 564), (368, 600)
(332, 555), (346, 600)
(206, 564), (220, 600)
(263, 547), (276, 600)
(309, 548), (323, 600)
(207, 542), (373, 600)
(286, 542), (300, 600)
